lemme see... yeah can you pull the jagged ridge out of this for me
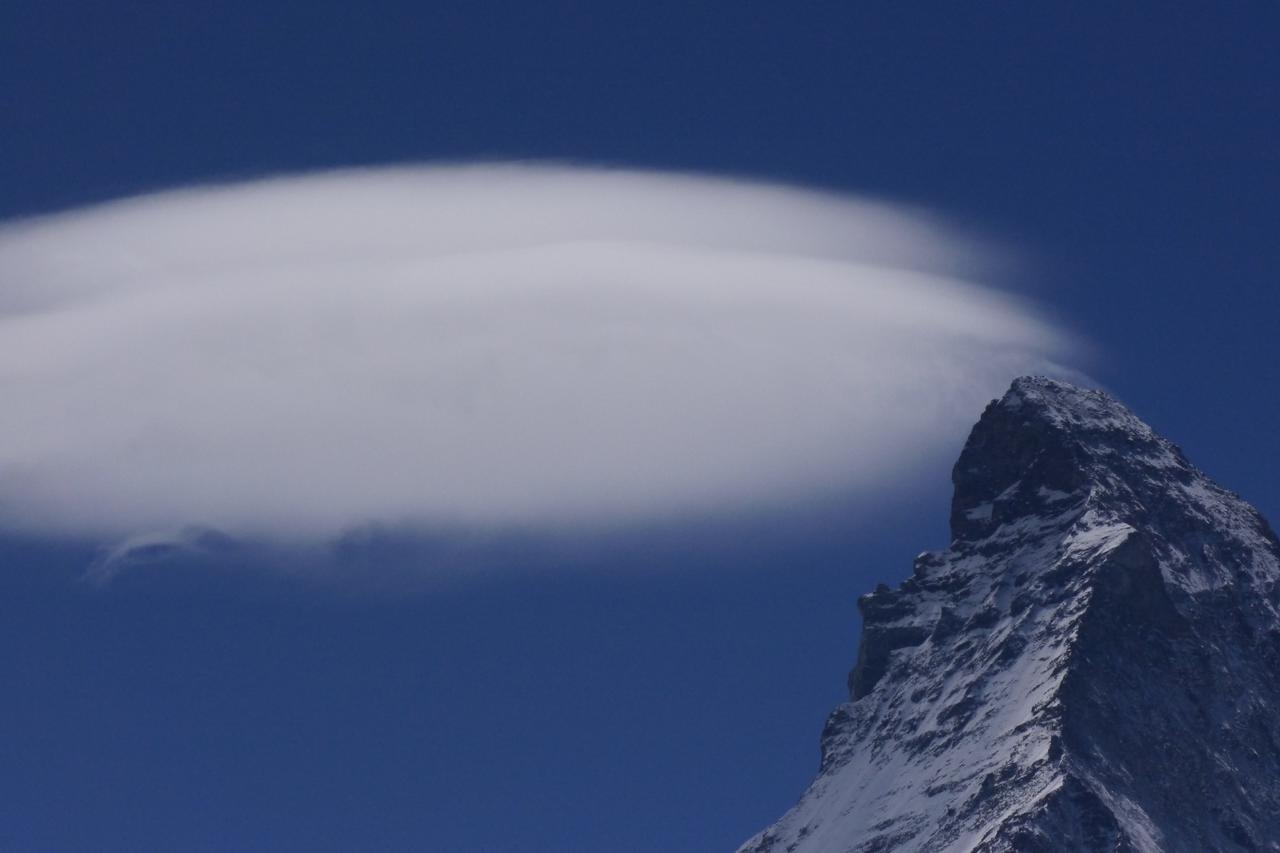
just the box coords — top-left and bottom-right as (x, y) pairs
(740, 377), (1280, 853)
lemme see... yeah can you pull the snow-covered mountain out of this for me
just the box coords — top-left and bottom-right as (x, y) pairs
(740, 376), (1280, 852)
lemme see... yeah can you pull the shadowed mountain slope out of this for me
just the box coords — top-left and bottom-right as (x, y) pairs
(741, 377), (1280, 852)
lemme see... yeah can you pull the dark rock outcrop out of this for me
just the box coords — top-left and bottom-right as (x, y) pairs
(740, 377), (1280, 852)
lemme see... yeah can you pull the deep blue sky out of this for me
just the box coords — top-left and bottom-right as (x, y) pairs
(3, 4), (1278, 852)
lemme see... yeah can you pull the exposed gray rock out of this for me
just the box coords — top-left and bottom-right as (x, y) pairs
(740, 376), (1280, 852)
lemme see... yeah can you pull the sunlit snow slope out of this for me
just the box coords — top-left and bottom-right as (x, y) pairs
(742, 377), (1280, 852)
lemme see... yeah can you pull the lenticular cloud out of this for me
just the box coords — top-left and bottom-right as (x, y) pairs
(0, 165), (1074, 543)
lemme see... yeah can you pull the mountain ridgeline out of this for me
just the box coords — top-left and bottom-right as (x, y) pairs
(741, 377), (1280, 852)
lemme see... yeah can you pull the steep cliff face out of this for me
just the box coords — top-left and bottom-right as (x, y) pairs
(741, 377), (1280, 853)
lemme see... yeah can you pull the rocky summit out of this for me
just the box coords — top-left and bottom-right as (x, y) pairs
(740, 377), (1280, 852)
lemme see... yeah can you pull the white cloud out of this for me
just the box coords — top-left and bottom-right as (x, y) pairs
(0, 164), (1076, 549)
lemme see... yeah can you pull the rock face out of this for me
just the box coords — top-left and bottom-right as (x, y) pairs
(740, 377), (1280, 852)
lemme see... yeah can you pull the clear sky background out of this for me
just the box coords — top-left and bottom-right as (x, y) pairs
(2, 4), (1278, 852)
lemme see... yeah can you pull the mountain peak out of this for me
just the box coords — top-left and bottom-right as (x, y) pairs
(1002, 375), (1151, 434)
(991, 376), (1175, 454)
(742, 379), (1280, 853)
(949, 377), (1190, 544)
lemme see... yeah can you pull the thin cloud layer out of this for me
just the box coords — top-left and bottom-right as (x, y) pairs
(0, 165), (1075, 547)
